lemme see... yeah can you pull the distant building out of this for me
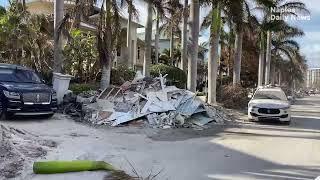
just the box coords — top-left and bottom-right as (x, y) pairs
(305, 68), (320, 88)
(137, 29), (207, 63)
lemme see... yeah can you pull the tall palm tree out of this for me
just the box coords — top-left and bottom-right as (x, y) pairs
(53, 0), (64, 73)
(159, 0), (183, 66)
(258, 31), (265, 86)
(125, 0), (139, 68)
(98, 0), (122, 89)
(204, 1), (222, 105)
(209, 2), (222, 105)
(143, 0), (153, 76)
(187, 0), (200, 92)
(180, 0), (188, 72)
(225, 0), (245, 86)
(256, 0), (309, 84)
(153, 0), (165, 64)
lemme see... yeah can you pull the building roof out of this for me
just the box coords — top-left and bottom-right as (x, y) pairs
(308, 67), (320, 70)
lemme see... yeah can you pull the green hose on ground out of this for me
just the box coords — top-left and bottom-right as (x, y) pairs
(33, 160), (116, 174)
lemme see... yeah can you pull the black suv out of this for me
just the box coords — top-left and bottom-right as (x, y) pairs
(0, 64), (57, 119)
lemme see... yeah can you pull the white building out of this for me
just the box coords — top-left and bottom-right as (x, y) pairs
(305, 68), (320, 88)
(25, 0), (144, 69)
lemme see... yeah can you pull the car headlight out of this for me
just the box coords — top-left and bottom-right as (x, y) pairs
(3, 90), (20, 99)
(52, 92), (57, 100)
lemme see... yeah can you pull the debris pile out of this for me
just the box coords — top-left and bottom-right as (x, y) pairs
(0, 125), (56, 178)
(65, 73), (232, 129)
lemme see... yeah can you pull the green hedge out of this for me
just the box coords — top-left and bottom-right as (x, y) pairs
(150, 64), (187, 89)
(110, 65), (136, 86)
(69, 83), (97, 95)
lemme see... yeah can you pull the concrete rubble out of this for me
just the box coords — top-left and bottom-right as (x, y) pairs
(0, 125), (56, 179)
(64, 74), (232, 129)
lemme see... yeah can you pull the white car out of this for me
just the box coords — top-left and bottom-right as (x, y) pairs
(248, 87), (291, 124)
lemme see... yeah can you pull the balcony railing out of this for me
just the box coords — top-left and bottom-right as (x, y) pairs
(26, 0), (76, 5)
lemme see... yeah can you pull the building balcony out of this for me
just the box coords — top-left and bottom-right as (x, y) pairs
(26, 0), (76, 15)
(26, 0), (76, 5)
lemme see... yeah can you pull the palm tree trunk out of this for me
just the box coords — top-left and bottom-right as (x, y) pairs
(181, 0), (188, 72)
(208, 2), (221, 105)
(265, 30), (272, 85)
(53, 0), (64, 73)
(73, 0), (81, 28)
(143, 1), (153, 76)
(227, 20), (233, 77)
(127, 5), (133, 68)
(258, 32), (265, 87)
(187, 0), (199, 92)
(271, 63), (276, 85)
(232, 29), (243, 86)
(169, 24), (174, 66)
(100, 58), (112, 89)
(99, 0), (113, 89)
(278, 70), (281, 85)
(155, 10), (160, 64)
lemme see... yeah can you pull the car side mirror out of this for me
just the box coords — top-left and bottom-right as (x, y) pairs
(287, 96), (293, 101)
(42, 79), (46, 84)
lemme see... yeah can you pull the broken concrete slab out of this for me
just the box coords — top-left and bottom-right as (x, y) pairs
(191, 114), (215, 127)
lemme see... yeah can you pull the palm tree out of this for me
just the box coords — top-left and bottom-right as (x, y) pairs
(143, 0), (153, 76)
(256, 0), (309, 84)
(258, 31), (265, 86)
(94, 0), (122, 89)
(53, 0), (64, 73)
(126, 0), (139, 68)
(159, 0), (183, 66)
(204, 1), (222, 105)
(153, 0), (165, 64)
(180, 0), (188, 72)
(224, 0), (245, 86)
(187, 0), (200, 92)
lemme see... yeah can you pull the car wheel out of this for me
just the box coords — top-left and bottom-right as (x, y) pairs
(0, 106), (9, 120)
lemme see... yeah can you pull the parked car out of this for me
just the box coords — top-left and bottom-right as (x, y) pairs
(309, 89), (316, 95)
(248, 87), (291, 124)
(0, 64), (57, 119)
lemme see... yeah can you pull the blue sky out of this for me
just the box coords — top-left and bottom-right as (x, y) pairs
(293, 0), (320, 68)
(0, 0), (7, 6)
(0, 0), (319, 68)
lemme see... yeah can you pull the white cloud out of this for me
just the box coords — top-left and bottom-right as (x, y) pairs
(299, 31), (320, 67)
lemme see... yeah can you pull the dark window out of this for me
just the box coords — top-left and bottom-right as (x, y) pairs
(137, 46), (140, 60)
(0, 68), (41, 83)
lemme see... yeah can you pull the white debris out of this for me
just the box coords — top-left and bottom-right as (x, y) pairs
(68, 73), (232, 129)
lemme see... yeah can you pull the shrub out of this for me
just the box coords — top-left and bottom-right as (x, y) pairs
(69, 83), (98, 95)
(218, 84), (249, 109)
(110, 65), (136, 86)
(150, 64), (187, 89)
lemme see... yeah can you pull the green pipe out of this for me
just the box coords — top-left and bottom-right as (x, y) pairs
(33, 160), (116, 174)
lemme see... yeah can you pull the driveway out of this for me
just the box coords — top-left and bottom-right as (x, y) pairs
(3, 95), (320, 180)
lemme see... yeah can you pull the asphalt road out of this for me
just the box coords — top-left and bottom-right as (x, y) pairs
(3, 95), (320, 180)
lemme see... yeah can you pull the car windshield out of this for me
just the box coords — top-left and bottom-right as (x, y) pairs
(253, 90), (287, 101)
(0, 68), (41, 84)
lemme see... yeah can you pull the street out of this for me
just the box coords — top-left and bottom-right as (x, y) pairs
(3, 95), (320, 180)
